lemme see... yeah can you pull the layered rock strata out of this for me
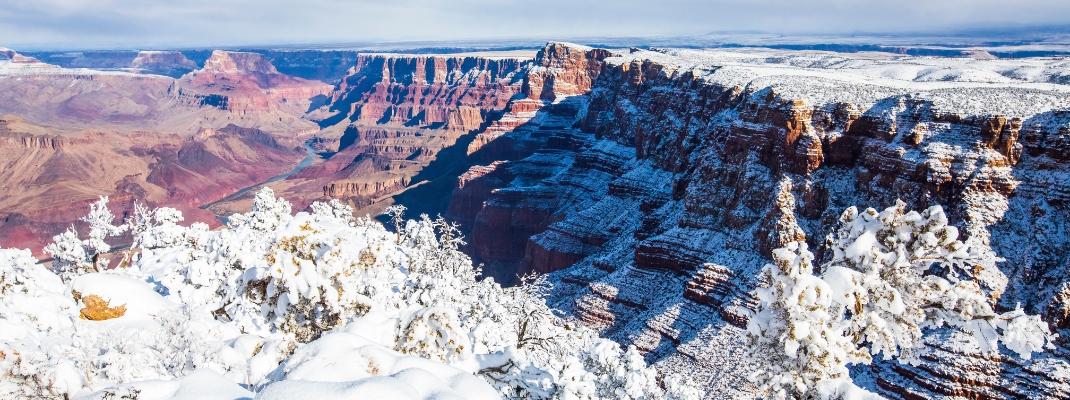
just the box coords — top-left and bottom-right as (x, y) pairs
(239, 52), (528, 215)
(251, 43), (613, 221)
(176, 50), (334, 117)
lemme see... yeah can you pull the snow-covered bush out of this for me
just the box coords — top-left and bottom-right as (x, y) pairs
(43, 197), (127, 279)
(747, 202), (1057, 399)
(0, 267), (244, 399)
(227, 187), (292, 234)
(42, 227), (89, 278)
(1, 188), (697, 399)
(396, 307), (472, 363)
(131, 206), (192, 250)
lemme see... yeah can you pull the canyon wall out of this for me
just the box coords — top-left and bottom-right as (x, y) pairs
(245, 44), (615, 222)
(238, 51), (531, 216)
(452, 47), (1070, 398)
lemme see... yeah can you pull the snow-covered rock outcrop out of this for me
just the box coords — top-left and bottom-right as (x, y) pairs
(454, 47), (1070, 398)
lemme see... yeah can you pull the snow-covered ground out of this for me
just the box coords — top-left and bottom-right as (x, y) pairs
(604, 48), (1070, 118)
(0, 190), (699, 400)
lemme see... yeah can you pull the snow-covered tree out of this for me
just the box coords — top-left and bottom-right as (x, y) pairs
(822, 201), (1053, 363)
(130, 205), (190, 251)
(747, 242), (869, 400)
(747, 202), (1057, 399)
(81, 196), (127, 256)
(308, 199), (355, 225)
(43, 197), (127, 278)
(385, 204), (407, 244)
(43, 227), (90, 278)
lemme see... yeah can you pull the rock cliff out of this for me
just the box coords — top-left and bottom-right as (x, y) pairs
(453, 47), (1070, 398)
(131, 51), (197, 77)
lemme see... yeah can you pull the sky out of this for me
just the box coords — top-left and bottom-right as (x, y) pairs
(2, 0), (1069, 50)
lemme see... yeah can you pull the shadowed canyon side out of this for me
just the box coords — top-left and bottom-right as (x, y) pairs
(450, 48), (1070, 397)
(0, 49), (330, 256)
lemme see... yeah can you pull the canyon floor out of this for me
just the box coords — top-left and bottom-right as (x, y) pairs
(3, 40), (1070, 398)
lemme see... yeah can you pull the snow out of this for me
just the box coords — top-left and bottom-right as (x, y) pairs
(71, 273), (173, 322)
(256, 374), (475, 400)
(814, 378), (883, 400)
(747, 202), (1056, 398)
(843, 231), (877, 260)
(264, 331), (499, 400)
(1, 188), (697, 400)
(80, 370), (254, 400)
(602, 48), (1070, 119)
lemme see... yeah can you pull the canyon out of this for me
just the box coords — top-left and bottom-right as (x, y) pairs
(0, 48), (329, 255)
(2, 41), (1070, 399)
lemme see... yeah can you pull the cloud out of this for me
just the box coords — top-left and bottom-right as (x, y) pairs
(1, 0), (1068, 50)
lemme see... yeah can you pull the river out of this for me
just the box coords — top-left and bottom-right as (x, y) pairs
(200, 140), (322, 222)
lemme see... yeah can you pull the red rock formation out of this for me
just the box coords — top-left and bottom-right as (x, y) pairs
(323, 177), (410, 199)
(683, 263), (735, 307)
(245, 52), (532, 215)
(328, 54), (524, 129)
(524, 43), (615, 100)
(260, 43), (614, 223)
(177, 50), (333, 115)
(131, 51), (197, 77)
